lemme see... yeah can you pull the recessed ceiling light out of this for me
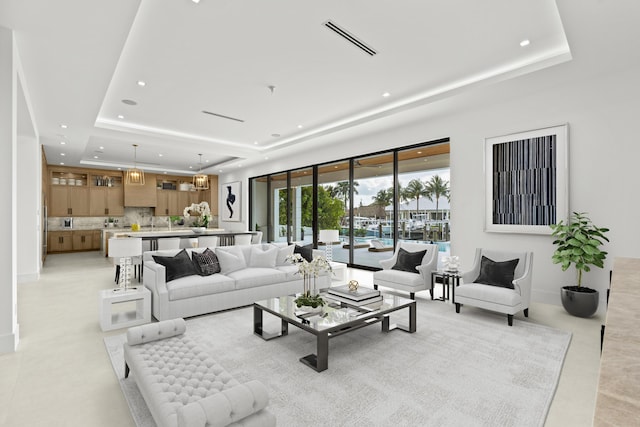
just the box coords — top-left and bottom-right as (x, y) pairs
(158, 153), (163, 157)
(117, 114), (124, 119)
(520, 39), (530, 47)
(382, 92), (391, 97)
(334, 166), (338, 169)
(137, 80), (146, 87)
(205, 159), (209, 163)
(164, 171), (168, 174)
(265, 156), (269, 160)
(192, 0), (201, 3)
(254, 141), (258, 145)
(122, 99), (137, 106)
(99, 146), (104, 150)
(60, 162), (65, 165)
(60, 153), (66, 156)
(93, 155), (99, 159)
(60, 124), (68, 129)
(60, 141), (66, 145)
(417, 151), (422, 154)
(189, 166), (193, 169)
(118, 167), (122, 170)
(297, 125), (303, 129)
(219, 169), (223, 173)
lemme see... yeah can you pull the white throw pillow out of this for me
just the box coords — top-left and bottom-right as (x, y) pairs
(250, 245), (278, 268)
(274, 244), (295, 266)
(215, 246), (247, 274)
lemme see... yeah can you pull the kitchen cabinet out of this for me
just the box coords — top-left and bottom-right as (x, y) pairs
(48, 231), (73, 252)
(47, 230), (102, 253)
(49, 185), (90, 216)
(89, 173), (124, 216)
(72, 231), (94, 251)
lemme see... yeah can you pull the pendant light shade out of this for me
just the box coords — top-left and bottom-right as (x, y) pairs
(193, 154), (209, 190)
(126, 144), (145, 185)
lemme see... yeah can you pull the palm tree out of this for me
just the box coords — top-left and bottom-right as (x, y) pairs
(372, 188), (393, 219)
(335, 181), (359, 212)
(404, 179), (431, 219)
(425, 175), (450, 239)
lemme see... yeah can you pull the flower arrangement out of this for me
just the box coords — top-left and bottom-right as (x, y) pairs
(183, 201), (211, 228)
(286, 253), (332, 308)
(442, 255), (460, 272)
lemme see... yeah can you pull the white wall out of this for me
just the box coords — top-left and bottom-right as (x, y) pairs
(17, 134), (41, 282)
(220, 53), (640, 314)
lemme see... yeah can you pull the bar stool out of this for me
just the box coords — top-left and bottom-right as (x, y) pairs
(157, 237), (181, 250)
(251, 231), (263, 244)
(234, 234), (252, 245)
(198, 235), (218, 248)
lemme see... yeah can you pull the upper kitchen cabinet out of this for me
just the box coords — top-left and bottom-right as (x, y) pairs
(89, 172), (124, 216)
(124, 173), (157, 207)
(49, 168), (90, 216)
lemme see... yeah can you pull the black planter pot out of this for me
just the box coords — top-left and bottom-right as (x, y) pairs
(561, 286), (599, 318)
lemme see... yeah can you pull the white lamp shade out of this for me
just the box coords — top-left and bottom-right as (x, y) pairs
(108, 238), (143, 258)
(318, 229), (339, 244)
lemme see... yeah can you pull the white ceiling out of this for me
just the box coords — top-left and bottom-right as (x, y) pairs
(1, 0), (571, 176)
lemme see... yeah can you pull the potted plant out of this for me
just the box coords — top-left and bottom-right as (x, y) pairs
(286, 253), (332, 312)
(550, 211), (609, 317)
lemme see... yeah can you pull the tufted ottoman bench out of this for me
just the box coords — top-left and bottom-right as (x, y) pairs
(124, 318), (276, 427)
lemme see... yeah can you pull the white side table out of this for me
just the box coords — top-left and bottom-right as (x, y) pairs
(329, 262), (347, 282)
(99, 287), (151, 332)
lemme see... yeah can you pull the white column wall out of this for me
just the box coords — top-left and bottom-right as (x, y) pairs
(17, 134), (40, 282)
(0, 26), (19, 353)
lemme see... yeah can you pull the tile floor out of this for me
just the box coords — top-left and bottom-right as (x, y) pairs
(0, 252), (603, 426)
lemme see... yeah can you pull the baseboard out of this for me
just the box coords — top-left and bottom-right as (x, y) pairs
(0, 324), (19, 353)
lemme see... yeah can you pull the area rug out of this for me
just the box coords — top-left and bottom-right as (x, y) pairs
(104, 301), (571, 427)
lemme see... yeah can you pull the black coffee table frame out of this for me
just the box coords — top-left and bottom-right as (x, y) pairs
(253, 295), (416, 372)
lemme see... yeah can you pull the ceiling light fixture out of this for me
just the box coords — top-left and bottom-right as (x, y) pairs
(99, 146), (104, 150)
(193, 154), (209, 190)
(520, 39), (530, 47)
(117, 115), (124, 119)
(60, 153), (65, 156)
(137, 80), (146, 87)
(158, 153), (163, 157)
(382, 92), (391, 97)
(60, 141), (66, 145)
(297, 125), (303, 129)
(192, 0), (201, 3)
(126, 144), (145, 185)
(60, 162), (64, 165)
(60, 124), (68, 129)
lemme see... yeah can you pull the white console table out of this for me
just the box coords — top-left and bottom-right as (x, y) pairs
(99, 286), (151, 332)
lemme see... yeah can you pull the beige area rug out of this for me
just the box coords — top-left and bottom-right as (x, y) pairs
(104, 300), (571, 427)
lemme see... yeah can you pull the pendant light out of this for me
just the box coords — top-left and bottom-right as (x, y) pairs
(193, 153), (209, 190)
(126, 144), (145, 185)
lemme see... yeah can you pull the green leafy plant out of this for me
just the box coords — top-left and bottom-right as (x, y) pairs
(294, 292), (326, 308)
(549, 212), (610, 286)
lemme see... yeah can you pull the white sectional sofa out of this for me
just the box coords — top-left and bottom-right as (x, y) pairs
(143, 243), (330, 320)
(124, 318), (276, 427)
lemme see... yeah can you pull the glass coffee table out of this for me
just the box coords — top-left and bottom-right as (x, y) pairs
(253, 293), (416, 372)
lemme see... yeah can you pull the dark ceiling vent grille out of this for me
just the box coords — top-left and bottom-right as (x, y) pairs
(202, 110), (245, 123)
(324, 20), (377, 56)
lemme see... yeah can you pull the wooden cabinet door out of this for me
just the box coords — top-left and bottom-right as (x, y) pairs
(68, 187), (90, 216)
(168, 191), (180, 216)
(176, 192), (190, 216)
(106, 187), (124, 216)
(72, 232), (93, 251)
(156, 191), (169, 216)
(48, 231), (73, 252)
(124, 173), (157, 207)
(92, 230), (102, 250)
(50, 186), (70, 216)
(90, 188), (108, 216)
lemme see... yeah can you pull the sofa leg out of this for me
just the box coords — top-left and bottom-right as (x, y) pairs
(524, 308), (529, 317)
(409, 292), (415, 300)
(455, 303), (460, 313)
(373, 284), (378, 290)
(508, 314), (513, 326)
(125, 362), (130, 378)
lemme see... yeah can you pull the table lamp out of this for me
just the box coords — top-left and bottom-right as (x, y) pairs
(108, 237), (142, 292)
(318, 229), (340, 262)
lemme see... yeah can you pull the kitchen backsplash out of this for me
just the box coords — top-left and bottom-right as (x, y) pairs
(48, 207), (219, 231)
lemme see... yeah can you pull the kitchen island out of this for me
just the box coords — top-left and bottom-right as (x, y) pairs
(103, 228), (257, 254)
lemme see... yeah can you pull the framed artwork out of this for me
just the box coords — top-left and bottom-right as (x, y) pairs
(222, 181), (241, 222)
(484, 124), (568, 234)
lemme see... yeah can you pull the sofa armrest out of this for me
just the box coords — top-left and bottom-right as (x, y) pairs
(379, 257), (395, 270)
(143, 260), (168, 296)
(126, 318), (186, 346)
(177, 380), (270, 427)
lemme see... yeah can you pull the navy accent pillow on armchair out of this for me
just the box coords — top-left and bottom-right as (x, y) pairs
(473, 256), (519, 289)
(391, 248), (427, 273)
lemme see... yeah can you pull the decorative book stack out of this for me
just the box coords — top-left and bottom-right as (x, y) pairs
(327, 285), (382, 306)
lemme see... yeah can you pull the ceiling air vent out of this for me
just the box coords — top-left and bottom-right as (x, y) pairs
(324, 20), (377, 56)
(202, 110), (245, 123)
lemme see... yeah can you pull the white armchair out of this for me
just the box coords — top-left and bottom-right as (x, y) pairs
(373, 242), (439, 299)
(455, 248), (533, 326)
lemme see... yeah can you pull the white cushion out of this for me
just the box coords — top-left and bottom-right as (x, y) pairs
(250, 245), (278, 268)
(374, 269), (424, 288)
(456, 283), (522, 307)
(215, 246), (247, 274)
(276, 264), (300, 280)
(273, 244), (295, 266)
(227, 268), (287, 290)
(166, 274), (236, 301)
